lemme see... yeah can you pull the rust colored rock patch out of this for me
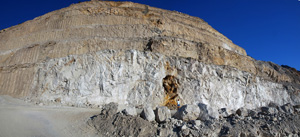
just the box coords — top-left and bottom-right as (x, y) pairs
(163, 75), (179, 110)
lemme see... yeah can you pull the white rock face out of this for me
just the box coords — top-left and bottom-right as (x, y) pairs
(34, 50), (165, 107)
(30, 49), (296, 118)
(175, 104), (200, 121)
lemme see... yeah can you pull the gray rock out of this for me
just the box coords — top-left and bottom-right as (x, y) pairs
(88, 110), (156, 137)
(180, 128), (190, 137)
(154, 106), (171, 123)
(190, 130), (200, 137)
(101, 102), (118, 116)
(248, 110), (258, 117)
(236, 107), (248, 118)
(122, 106), (137, 116)
(219, 126), (230, 136)
(218, 108), (230, 118)
(280, 103), (294, 114)
(140, 106), (155, 121)
(197, 103), (211, 121)
(191, 120), (201, 127)
(174, 104), (200, 121)
(239, 132), (247, 137)
(294, 105), (300, 113)
(261, 107), (278, 115)
(175, 120), (183, 127)
(181, 124), (187, 130)
(157, 128), (170, 137)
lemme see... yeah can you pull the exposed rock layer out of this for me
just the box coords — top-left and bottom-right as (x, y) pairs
(0, 1), (299, 116)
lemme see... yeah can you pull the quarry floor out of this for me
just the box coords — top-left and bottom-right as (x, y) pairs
(1, 95), (299, 137)
(0, 95), (101, 137)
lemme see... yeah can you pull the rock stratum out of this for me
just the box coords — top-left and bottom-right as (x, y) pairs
(0, 1), (300, 118)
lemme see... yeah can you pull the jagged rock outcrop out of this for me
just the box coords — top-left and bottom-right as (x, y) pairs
(0, 1), (299, 117)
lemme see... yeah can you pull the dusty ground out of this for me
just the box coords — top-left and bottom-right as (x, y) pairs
(0, 95), (101, 137)
(1, 95), (299, 137)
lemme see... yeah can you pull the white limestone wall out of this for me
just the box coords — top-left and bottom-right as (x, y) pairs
(32, 49), (294, 117)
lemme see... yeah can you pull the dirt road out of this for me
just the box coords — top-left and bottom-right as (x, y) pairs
(0, 96), (101, 137)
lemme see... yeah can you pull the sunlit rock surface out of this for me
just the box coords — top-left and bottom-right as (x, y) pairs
(0, 1), (299, 117)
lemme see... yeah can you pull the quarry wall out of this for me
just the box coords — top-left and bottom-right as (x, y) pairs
(0, 1), (299, 117)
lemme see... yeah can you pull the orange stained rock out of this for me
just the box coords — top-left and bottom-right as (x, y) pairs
(163, 75), (179, 110)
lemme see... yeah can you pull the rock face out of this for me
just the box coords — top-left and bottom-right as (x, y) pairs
(0, 1), (299, 117)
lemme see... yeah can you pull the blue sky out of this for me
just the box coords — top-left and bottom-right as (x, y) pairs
(1, 0), (299, 70)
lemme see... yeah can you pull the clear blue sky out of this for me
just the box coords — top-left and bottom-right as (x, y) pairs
(1, 0), (299, 70)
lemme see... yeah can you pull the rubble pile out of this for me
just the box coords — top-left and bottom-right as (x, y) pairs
(88, 103), (300, 137)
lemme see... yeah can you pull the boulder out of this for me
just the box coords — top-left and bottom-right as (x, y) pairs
(140, 106), (155, 121)
(154, 106), (171, 123)
(174, 104), (200, 121)
(122, 106), (137, 116)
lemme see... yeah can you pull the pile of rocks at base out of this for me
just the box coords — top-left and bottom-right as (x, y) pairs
(88, 103), (157, 137)
(88, 103), (300, 137)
